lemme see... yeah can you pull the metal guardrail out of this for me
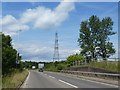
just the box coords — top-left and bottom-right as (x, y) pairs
(60, 70), (120, 80)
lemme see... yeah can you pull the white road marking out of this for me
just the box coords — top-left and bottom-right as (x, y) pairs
(21, 71), (30, 88)
(58, 79), (78, 88)
(44, 74), (47, 76)
(26, 71), (30, 82)
(80, 78), (118, 88)
(48, 75), (56, 79)
(43, 72), (118, 88)
(59, 72), (118, 88)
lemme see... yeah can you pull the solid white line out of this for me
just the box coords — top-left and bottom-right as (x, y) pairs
(24, 71), (30, 85)
(48, 75), (55, 79)
(22, 71), (30, 88)
(25, 71), (30, 84)
(80, 78), (118, 88)
(59, 79), (78, 88)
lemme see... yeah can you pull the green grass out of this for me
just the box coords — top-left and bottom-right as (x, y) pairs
(2, 69), (28, 88)
(79, 61), (118, 72)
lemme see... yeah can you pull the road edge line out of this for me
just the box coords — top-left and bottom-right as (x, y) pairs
(20, 70), (30, 88)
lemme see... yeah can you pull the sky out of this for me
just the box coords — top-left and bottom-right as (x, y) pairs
(0, 1), (118, 62)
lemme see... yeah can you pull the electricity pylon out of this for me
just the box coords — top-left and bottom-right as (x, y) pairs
(53, 32), (59, 62)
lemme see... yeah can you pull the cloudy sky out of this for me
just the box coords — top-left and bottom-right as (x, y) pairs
(1, 1), (118, 62)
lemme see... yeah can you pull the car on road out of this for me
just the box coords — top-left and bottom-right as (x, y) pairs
(38, 68), (43, 72)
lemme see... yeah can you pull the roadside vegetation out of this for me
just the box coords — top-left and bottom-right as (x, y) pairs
(74, 61), (118, 72)
(2, 69), (28, 88)
(88, 61), (118, 72)
(22, 61), (38, 69)
(2, 33), (29, 88)
(2, 34), (23, 76)
(44, 61), (68, 72)
(44, 60), (118, 73)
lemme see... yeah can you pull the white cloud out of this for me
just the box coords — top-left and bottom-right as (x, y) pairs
(1, 1), (76, 61)
(1, 15), (29, 36)
(20, 1), (75, 29)
(1, 1), (75, 36)
(0, 15), (17, 26)
(14, 43), (53, 60)
(16, 44), (52, 55)
(14, 43), (79, 62)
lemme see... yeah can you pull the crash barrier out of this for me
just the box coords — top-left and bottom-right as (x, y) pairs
(60, 70), (120, 80)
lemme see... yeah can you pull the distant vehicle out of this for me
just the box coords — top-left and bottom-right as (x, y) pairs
(38, 63), (44, 68)
(32, 66), (36, 69)
(38, 63), (44, 72)
(39, 68), (43, 72)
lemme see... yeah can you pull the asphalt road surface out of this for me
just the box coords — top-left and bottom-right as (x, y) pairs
(21, 70), (118, 89)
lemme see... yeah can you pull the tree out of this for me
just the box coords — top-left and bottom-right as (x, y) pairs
(67, 54), (84, 66)
(78, 16), (100, 62)
(78, 15), (116, 62)
(78, 21), (92, 62)
(2, 34), (22, 75)
(88, 16), (101, 61)
(97, 17), (116, 60)
(23, 61), (38, 69)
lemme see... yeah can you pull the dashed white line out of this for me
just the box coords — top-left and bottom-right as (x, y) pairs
(48, 75), (55, 79)
(43, 72), (118, 88)
(58, 79), (78, 88)
(44, 74), (47, 76)
(59, 72), (118, 88)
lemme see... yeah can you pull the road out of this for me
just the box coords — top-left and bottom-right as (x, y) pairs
(21, 70), (118, 89)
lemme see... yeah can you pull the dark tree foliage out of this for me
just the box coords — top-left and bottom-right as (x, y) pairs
(22, 61), (38, 69)
(44, 61), (68, 71)
(2, 34), (22, 75)
(78, 15), (116, 62)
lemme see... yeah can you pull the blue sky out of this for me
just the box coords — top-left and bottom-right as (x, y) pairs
(1, 1), (118, 62)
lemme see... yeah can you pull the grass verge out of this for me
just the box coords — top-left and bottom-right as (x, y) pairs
(84, 61), (118, 72)
(44, 61), (119, 73)
(2, 69), (28, 88)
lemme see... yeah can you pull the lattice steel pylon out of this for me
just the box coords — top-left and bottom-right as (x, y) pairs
(53, 32), (59, 62)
